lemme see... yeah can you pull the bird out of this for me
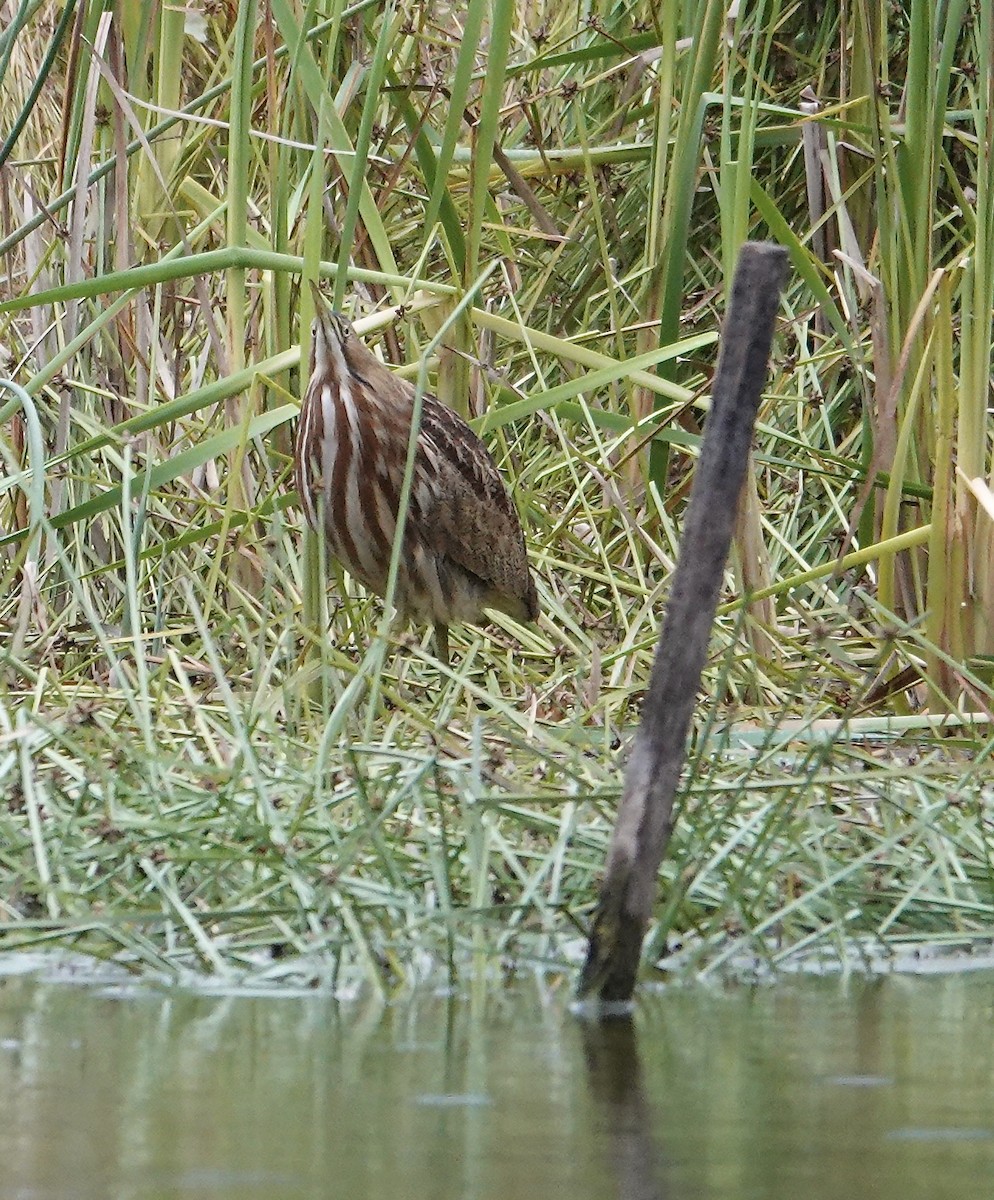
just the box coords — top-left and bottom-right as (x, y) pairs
(294, 284), (539, 664)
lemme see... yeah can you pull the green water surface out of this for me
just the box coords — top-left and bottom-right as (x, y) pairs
(1, 964), (992, 1199)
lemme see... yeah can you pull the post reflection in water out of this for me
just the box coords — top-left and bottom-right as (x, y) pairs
(580, 1013), (668, 1200)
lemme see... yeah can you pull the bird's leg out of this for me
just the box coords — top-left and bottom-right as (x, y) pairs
(433, 621), (450, 667)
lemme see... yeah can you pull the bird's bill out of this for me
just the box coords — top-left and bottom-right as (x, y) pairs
(308, 280), (344, 350)
(308, 279), (332, 313)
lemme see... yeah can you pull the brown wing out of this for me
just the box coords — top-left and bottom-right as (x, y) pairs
(418, 395), (538, 622)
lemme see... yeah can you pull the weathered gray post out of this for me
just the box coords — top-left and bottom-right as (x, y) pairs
(578, 242), (788, 1005)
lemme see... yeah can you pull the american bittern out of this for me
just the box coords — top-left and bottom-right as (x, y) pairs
(294, 285), (538, 663)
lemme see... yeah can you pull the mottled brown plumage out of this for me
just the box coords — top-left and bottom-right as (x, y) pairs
(294, 285), (538, 662)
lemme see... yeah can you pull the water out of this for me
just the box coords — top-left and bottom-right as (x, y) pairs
(2, 963), (993, 1199)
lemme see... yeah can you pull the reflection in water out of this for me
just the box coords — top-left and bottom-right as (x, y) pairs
(581, 1014), (666, 1200)
(2, 965), (994, 1199)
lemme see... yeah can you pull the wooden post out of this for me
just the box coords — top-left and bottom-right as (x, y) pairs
(578, 242), (788, 1006)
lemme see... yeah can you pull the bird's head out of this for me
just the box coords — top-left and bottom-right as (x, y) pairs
(308, 281), (357, 373)
(306, 282), (405, 409)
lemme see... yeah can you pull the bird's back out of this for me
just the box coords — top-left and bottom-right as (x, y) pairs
(416, 395), (538, 625)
